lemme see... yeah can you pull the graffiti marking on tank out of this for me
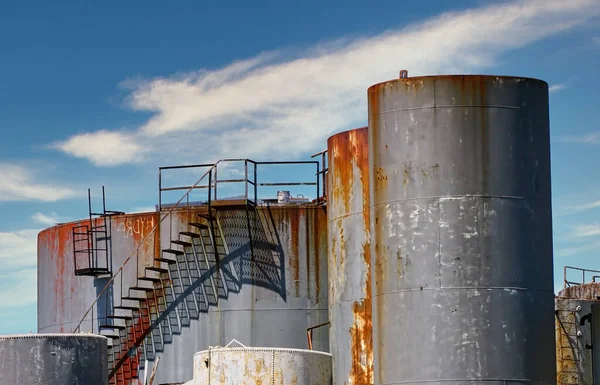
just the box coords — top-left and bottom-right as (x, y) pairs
(117, 217), (155, 239)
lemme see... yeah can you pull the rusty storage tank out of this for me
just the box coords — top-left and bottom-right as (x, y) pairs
(0, 333), (108, 384)
(368, 74), (555, 385)
(37, 203), (329, 384)
(192, 345), (332, 384)
(555, 282), (600, 385)
(327, 127), (373, 384)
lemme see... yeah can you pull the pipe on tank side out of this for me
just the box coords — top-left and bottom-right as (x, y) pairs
(327, 127), (373, 385)
(368, 75), (555, 385)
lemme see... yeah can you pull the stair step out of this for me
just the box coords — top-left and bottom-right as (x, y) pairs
(100, 331), (121, 339)
(198, 213), (215, 220)
(146, 266), (169, 273)
(100, 324), (127, 330)
(114, 305), (139, 311)
(155, 257), (176, 264)
(180, 231), (200, 238)
(139, 276), (161, 283)
(172, 240), (192, 247)
(107, 315), (133, 320)
(189, 222), (208, 229)
(130, 286), (154, 293)
(122, 296), (146, 302)
(163, 248), (184, 255)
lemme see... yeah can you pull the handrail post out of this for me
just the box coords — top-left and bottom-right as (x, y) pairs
(158, 168), (162, 211)
(244, 160), (249, 202)
(316, 162), (320, 202)
(254, 162), (258, 204)
(214, 164), (218, 201)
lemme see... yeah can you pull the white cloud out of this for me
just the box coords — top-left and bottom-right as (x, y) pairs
(55, 0), (600, 167)
(557, 132), (600, 144)
(573, 224), (600, 237)
(0, 164), (77, 202)
(556, 241), (600, 257)
(0, 229), (40, 270)
(53, 130), (144, 167)
(0, 267), (37, 308)
(32, 212), (67, 225)
(549, 83), (567, 93)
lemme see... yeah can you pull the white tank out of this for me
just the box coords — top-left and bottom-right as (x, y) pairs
(192, 345), (332, 384)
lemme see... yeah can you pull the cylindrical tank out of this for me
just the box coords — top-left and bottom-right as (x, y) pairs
(37, 205), (329, 384)
(368, 75), (555, 385)
(0, 333), (108, 384)
(327, 127), (373, 384)
(192, 346), (332, 384)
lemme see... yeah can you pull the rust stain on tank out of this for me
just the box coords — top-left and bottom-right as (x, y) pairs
(289, 208), (300, 296)
(349, 241), (374, 385)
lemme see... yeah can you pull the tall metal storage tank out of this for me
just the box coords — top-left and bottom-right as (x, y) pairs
(368, 75), (555, 385)
(327, 127), (373, 384)
(0, 333), (108, 385)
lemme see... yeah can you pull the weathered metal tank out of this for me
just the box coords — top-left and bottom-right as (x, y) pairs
(368, 74), (555, 385)
(192, 345), (332, 385)
(556, 282), (600, 385)
(0, 333), (108, 384)
(327, 127), (373, 384)
(37, 204), (329, 384)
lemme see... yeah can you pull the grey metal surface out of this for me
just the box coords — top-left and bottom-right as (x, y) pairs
(327, 127), (373, 385)
(192, 346), (332, 385)
(368, 75), (555, 385)
(0, 333), (108, 385)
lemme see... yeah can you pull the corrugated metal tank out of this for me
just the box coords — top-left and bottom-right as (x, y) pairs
(556, 283), (600, 385)
(368, 75), (555, 385)
(0, 333), (108, 384)
(37, 205), (329, 384)
(192, 346), (332, 384)
(327, 127), (373, 385)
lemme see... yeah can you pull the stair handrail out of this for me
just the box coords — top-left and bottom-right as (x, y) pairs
(72, 161), (221, 333)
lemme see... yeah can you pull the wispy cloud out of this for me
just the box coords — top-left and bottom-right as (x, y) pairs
(32, 212), (68, 225)
(54, 0), (600, 167)
(557, 132), (600, 144)
(549, 83), (567, 93)
(572, 224), (600, 237)
(0, 164), (77, 202)
(0, 268), (37, 308)
(0, 229), (40, 270)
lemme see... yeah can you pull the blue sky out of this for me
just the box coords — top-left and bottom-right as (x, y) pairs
(1, 0), (600, 334)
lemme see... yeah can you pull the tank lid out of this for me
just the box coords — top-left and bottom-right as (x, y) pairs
(0, 333), (109, 340)
(193, 346), (332, 357)
(368, 73), (548, 91)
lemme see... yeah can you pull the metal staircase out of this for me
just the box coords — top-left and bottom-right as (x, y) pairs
(101, 208), (240, 385)
(71, 158), (325, 385)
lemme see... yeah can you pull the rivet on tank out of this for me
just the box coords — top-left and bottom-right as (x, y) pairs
(368, 70), (556, 385)
(327, 127), (373, 385)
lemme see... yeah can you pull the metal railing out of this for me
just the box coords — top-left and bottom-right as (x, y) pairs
(158, 158), (323, 212)
(311, 150), (328, 203)
(564, 265), (600, 289)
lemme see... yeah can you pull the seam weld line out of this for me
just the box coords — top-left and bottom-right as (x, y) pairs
(377, 104), (520, 115)
(370, 194), (548, 209)
(383, 379), (533, 384)
(373, 287), (554, 297)
(328, 211), (367, 222)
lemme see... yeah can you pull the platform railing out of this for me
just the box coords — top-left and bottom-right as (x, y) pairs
(564, 265), (600, 289)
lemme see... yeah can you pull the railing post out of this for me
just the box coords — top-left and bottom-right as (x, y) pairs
(158, 168), (162, 211)
(254, 162), (258, 204)
(245, 160), (249, 202)
(208, 168), (212, 214)
(316, 162), (320, 202)
(214, 164), (218, 201)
